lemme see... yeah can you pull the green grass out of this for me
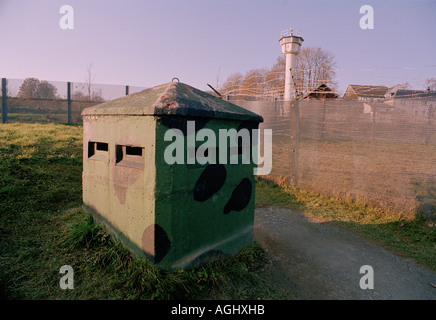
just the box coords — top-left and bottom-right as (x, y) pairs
(6, 113), (68, 124)
(1, 122), (434, 300)
(0, 123), (290, 300)
(54, 210), (288, 300)
(255, 178), (436, 272)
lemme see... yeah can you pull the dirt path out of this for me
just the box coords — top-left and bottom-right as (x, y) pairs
(254, 207), (436, 300)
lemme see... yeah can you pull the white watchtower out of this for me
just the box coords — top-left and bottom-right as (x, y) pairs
(279, 28), (304, 100)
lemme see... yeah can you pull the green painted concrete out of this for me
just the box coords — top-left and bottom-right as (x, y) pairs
(154, 118), (258, 267)
(82, 82), (262, 269)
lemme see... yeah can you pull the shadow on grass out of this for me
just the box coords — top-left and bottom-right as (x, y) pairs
(58, 210), (291, 300)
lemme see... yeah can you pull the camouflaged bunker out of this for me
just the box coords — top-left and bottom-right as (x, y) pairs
(81, 82), (263, 269)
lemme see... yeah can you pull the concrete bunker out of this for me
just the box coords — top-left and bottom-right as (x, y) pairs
(81, 82), (263, 269)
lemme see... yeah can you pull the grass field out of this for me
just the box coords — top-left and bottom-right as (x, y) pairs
(3, 98), (99, 124)
(0, 123), (290, 300)
(0, 123), (434, 300)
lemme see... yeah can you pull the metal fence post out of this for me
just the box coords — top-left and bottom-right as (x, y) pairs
(2, 78), (8, 123)
(1, 78), (7, 123)
(321, 100), (326, 139)
(288, 99), (299, 186)
(371, 104), (376, 138)
(425, 105), (434, 145)
(67, 82), (72, 124)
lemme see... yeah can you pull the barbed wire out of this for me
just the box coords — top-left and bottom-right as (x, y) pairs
(218, 63), (436, 98)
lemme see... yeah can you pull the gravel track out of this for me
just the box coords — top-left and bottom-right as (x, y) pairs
(254, 207), (436, 300)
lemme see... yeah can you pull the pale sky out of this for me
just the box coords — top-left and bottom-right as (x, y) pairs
(0, 0), (435, 96)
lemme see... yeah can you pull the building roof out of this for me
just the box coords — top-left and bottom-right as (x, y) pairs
(347, 85), (389, 98)
(393, 89), (436, 99)
(304, 84), (338, 99)
(82, 82), (263, 122)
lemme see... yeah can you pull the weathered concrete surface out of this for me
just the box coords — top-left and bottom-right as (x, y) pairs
(81, 82), (263, 122)
(82, 82), (263, 269)
(82, 116), (156, 259)
(254, 207), (436, 300)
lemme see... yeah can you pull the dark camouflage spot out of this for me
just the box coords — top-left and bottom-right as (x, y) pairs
(224, 178), (252, 214)
(193, 164), (226, 202)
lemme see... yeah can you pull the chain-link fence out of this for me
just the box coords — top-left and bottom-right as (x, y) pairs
(236, 98), (436, 216)
(2, 77), (435, 216)
(0, 77), (147, 124)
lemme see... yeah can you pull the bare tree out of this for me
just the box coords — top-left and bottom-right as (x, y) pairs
(294, 47), (337, 96)
(74, 63), (105, 102)
(239, 69), (267, 100)
(220, 72), (244, 98)
(91, 89), (104, 102)
(85, 63), (95, 101)
(72, 90), (88, 101)
(221, 47), (336, 100)
(72, 86), (104, 102)
(265, 56), (285, 99)
(261, 47), (337, 99)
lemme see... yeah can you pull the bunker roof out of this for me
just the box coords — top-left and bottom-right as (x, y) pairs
(81, 82), (263, 123)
